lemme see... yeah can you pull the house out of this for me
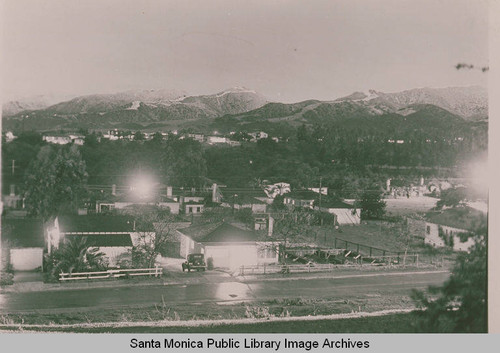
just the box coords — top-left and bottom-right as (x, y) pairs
(1, 217), (44, 271)
(206, 136), (228, 144)
(186, 133), (205, 143)
(422, 207), (486, 252)
(214, 186), (271, 204)
(43, 135), (72, 145)
(46, 214), (149, 267)
(176, 222), (279, 269)
(221, 194), (268, 213)
(313, 199), (361, 225)
(95, 185), (180, 214)
(184, 201), (204, 214)
(283, 190), (319, 208)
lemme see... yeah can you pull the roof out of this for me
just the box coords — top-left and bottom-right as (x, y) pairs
(199, 223), (259, 243)
(221, 188), (268, 199)
(284, 190), (318, 200)
(58, 215), (135, 233)
(64, 233), (133, 247)
(184, 201), (205, 205)
(1, 217), (44, 247)
(178, 222), (259, 243)
(424, 206), (487, 232)
(231, 194), (266, 205)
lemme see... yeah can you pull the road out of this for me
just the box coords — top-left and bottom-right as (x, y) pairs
(0, 271), (449, 313)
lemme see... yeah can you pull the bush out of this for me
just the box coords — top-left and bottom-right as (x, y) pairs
(207, 257), (214, 270)
(0, 272), (14, 286)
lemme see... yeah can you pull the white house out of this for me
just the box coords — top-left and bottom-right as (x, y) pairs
(176, 223), (278, 269)
(423, 207), (486, 252)
(46, 215), (151, 267)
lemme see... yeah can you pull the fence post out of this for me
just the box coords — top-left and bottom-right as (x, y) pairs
(369, 247), (372, 257)
(356, 244), (360, 253)
(416, 254), (419, 268)
(241, 265), (244, 276)
(308, 263), (311, 272)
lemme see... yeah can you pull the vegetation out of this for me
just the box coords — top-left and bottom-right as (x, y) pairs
(359, 188), (387, 220)
(23, 144), (88, 221)
(44, 238), (108, 282)
(411, 238), (487, 332)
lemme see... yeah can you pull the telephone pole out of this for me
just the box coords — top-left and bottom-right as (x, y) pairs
(319, 177), (323, 226)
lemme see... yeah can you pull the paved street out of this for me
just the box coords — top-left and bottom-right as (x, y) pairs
(0, 271), (449, 313)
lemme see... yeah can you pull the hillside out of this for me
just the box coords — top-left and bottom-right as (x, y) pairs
(1, 86), (487, 133)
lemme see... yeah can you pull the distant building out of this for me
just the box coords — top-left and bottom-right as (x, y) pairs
(4, 131), (16, 142)
(421, 207), (486, 252)
(313, 199), (361, 225)
(206, 136), (228, 144)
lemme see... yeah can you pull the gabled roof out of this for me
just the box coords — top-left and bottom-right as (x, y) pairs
(198, 223), (259, 243)
(424, 206), (487, 232)
(64, 233), (133, 247)
(178, 222), (259, 243)
(58, 215), (135, 233)
(1, 217), (44, 247)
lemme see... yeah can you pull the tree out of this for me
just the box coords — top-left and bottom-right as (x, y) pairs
(130, 207), (177, 268)
(359, 188), (386, 220)
(23, 145), (88, 221)
(411, 237), (487, 332)
(44, 237), (108, 281)
(436, 187), (467, 209)
(272, 209), (315, 263)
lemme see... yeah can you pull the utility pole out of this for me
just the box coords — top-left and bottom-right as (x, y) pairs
(319, 177), (323, 226)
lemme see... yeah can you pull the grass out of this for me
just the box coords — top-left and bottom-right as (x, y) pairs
(0, 313), (419, 333)
(0, 291), (417, 328)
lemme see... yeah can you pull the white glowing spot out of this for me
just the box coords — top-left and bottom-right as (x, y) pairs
(130, 174), (156, 198)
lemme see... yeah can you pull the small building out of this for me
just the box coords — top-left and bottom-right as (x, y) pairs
(222, 194), (267, 213)
(176, 222), (278, 269)
(206, 136), (228, 144)
(43, 135), (72, 145)
(422, 207), (486, 252)
(184, 201), (204, 214)
(314, 199), (361, 225)
(283, 190), (319, 208)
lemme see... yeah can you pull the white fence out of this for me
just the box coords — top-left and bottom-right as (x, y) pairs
(59, 266), (162, 281)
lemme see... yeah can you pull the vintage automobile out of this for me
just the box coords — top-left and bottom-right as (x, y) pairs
(182, 253), (207, 272)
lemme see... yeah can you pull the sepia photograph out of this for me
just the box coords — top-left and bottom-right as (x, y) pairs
(0, 0), (492, 340)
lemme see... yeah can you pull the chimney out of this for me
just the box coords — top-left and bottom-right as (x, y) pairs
(212, 183), (218, 203)
(268, 215), (274, 237)
(10, 184), (15, 196)
(111, 184), (116, 196)
(166, 186), (173, 198)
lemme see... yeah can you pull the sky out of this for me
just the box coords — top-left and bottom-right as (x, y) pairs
(1, 0), (489, 103)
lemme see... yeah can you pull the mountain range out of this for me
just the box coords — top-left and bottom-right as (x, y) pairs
(1, 86), (487, 133)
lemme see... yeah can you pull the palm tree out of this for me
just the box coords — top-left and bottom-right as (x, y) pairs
(47, 238), (107, 278)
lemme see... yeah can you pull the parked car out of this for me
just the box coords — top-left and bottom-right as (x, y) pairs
(182, 253), (207, 272)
